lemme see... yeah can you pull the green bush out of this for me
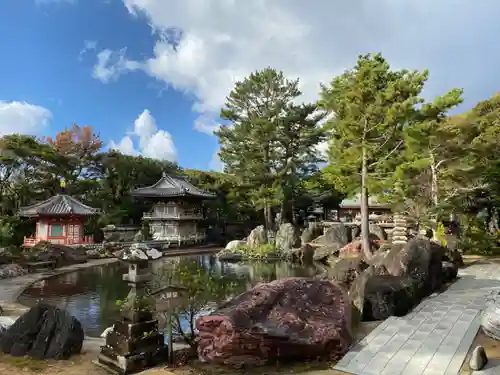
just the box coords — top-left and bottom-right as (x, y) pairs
(0, 219), (14, 247)
(458, 224), (500, 255)
(224, 242), (280, 260)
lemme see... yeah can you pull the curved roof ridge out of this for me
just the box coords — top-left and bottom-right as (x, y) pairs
(19, 194), (98, 217)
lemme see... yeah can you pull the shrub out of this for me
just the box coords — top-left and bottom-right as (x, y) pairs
(435, 222), (448, 247)
(458, 224), (500, 255)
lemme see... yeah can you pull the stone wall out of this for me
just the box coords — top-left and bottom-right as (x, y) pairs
(101, 225), (141, 243)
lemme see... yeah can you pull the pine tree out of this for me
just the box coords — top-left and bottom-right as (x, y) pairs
(319, 53), (428, 258)
(216, 68), (324, 235)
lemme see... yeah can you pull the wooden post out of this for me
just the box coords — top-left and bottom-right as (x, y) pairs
(167, 310), (173, 364)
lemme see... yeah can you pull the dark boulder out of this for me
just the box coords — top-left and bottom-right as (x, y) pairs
(350, 225), (361, 240)
(319, 257), (369, 290)
(312, 244), (341, 261)
(445, 249), (464, 267)
(301, 223), (323, 245)
(196, 278), (353, 366)
(350, 271), (419, 321)
(23, 242), (87, 266)
(376, 237), (444, 298)
(442, 261), (458, 283)
(289, 244), (315, 263)
(0, 303), (84, 360)
(369, 224), (387, 241)
(312, 223), (351, 261)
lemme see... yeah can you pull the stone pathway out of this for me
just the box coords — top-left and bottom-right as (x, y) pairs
(334, 262), (500, 375)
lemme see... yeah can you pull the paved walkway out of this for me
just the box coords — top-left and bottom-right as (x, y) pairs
(334, 262), (500, 375)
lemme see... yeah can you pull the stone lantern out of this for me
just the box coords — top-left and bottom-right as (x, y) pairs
(95, 243), (165, 374)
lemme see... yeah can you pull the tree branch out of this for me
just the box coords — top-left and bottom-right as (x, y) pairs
(369, 140), (404, 168)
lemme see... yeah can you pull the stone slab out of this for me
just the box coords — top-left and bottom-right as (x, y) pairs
(334, 262), (500, 375)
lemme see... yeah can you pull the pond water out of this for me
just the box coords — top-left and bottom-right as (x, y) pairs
(19, 254), (320, 338)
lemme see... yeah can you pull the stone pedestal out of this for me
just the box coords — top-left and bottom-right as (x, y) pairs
(95, 247), (166, 374)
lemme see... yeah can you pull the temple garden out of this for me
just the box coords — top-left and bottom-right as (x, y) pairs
(1, 54), (500, 375)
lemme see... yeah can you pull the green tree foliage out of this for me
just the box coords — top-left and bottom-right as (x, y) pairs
(92, 150), (179, 226)
(154, 259), (246, 347)
(217, 67), (325, 233)
(0, 128), (266, 245)
(444, 94), (500, 238)
(391, 88), (463, 230)
(319, 53), (429, 257)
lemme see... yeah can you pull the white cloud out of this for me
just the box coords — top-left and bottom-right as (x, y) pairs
(92, 49), (140, 83)
(109, 109), (177, 162)
(193, 115), (221, 135)
(78, 40), (97, 61)
(0, 101), (52, 136)
(92, 0), (500, 177)
(208, 149), (224, 172)
(92, 0), (499, 140)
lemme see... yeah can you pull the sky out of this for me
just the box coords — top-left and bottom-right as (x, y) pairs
(0, 0), (499, 171)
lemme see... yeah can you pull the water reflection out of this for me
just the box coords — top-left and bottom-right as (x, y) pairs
(19, 255), (319, 338)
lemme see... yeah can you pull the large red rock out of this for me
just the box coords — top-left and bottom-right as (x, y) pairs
(196, 277), (353, 366)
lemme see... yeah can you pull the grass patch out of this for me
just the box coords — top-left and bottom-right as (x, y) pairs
(0, 354), (49, 372)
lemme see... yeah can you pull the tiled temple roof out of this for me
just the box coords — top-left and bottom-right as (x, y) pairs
(130, 173), (216, 199)
(19, 194), (98, 217)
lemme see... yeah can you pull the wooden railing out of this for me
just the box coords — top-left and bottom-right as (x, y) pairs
(143, 211), (203, 220)
(151, 232), (206, 243)
(23, 236), (94, 247)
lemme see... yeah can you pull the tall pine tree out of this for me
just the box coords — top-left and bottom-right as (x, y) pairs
(216, 68), (324, 235)
(319, 54), (427, 258)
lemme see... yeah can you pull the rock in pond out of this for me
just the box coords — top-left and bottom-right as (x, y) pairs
(319, 257), (369, 290)
(301, 223), (322, 245)
(196, 277), (353, 366)
(275, 223), (301, 253)
(289, 244), (315, 263)
(0, 303), (84, 360)
(119, 242), (162, 260)
(246, 225), (267, 249)
(225, 240), (246, 251)
(312, 223), (351, 261)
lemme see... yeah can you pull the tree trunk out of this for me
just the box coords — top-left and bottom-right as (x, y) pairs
(267, 205), (273, 230)
(280, 200), (286, 225)
(493, 207), (500, 232)
(263, 199), (270, 243)
(291, 199), (297, 225)
(361, 146), (372, 260)
(429, 154), (439, 239)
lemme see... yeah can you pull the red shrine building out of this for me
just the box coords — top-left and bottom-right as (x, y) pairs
(19, 194), (98, 247)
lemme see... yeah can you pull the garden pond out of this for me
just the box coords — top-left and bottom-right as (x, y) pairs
(18, 254), (320, 338)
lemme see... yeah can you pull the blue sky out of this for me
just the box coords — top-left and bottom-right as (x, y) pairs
(1, 0), (499, 171)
